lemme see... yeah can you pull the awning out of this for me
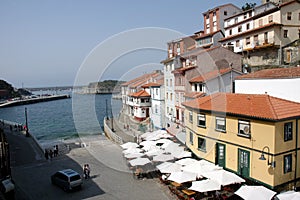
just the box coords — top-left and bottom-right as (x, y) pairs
(276, 190), (300, 200)
(129, 157), (151, 166)
(202, 169), (245, 186)
(121, 142), (139, 149)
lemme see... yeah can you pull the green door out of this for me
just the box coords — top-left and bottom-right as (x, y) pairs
(238, 149), (250, 178)
(216, 143), (226, 168)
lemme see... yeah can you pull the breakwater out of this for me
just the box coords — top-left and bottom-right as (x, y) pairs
(0, 94), (70, 108)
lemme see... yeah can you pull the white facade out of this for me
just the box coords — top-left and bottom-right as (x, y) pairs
(150, 85), (165, 129)
(164, 62), (176, 124)
(235, 78), (300, 103)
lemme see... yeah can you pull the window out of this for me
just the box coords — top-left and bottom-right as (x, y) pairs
(189, 131), (193, 144)
(284, 154), (292, 173)
(244, 14), (247, 19)
(170, 93), (173, 101)
(249, 11), (252, 17)
(238, 26), (242, 33)
(198, 137), (206, 151)
(224, 11), (227, 16)
(170, 79), (172, 87)
(206, 24), (210, 29)
(238, 120), (251, 138)
(246, 37), (250, 45)
(287, 12), (292, 20)
(246, 23), (250, 30)
(166, 92), (168, 100)
(213, 21), (217, 27)
(299, 12), (300, 20)
(166, 79), (168, 86)
(254, 35), (258, 45)
(264, 32), (268, 43)
(284, 30), (288, 38)
(268, 15), (273, 23)
(189, 111), (193, 123)
(284, 122), (293, 141)
(213, 12), (216, 16)
(229, 29), (232, 35)
(156, 88), (158, 95)
(197, 114), (206, 128)
(234, 18), (238, 24)
(259, 19), (263, 27)
(216, 117), (226, 132)
(236, 40), (240, 47)
(155, 105), (158, 114)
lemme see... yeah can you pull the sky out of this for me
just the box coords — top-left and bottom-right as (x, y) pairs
(0, 0), (261, 88)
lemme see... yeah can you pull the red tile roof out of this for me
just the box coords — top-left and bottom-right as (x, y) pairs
(121, 72), (159, 87)
(172, 66), (196, 74)
(184, 92), (206, 99)
(236, 67), (300, 80)
(189, 68), (233, 83)
(182, 93), (300, 121)
(129, 90), (150, 98)
(142, 82), (162, 88)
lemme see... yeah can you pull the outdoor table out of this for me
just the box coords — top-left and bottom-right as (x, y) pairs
(171, 181), (181, 187)
(182, 189), (196, 196)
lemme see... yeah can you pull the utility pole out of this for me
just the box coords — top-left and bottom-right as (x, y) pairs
(25, 107), (29, 137)
(105, 99), (109, 120)
(110, 101), (115, 132)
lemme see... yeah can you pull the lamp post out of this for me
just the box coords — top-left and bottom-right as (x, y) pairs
(25, 107), (29, 137)
(259, 146), (276, 168)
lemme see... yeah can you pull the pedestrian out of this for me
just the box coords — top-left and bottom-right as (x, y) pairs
(49, 149), (53, 159)
(86, 164), (90, 178)
(44, 149), (49, 160)
(54, 145), (58, 156)
(83, 164), (90, 179)
(53, 145), (57, 157)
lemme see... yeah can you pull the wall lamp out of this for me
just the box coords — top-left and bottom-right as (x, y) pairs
(259, 146), (276, 168)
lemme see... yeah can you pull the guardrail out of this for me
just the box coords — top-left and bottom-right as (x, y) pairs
(103, 119), (123, 145)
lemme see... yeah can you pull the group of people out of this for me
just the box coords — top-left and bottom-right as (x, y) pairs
(44, 145), (59, 160)
(83, 164), (91, 179)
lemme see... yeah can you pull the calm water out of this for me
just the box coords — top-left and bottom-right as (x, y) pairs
(0, 91), (122, 146)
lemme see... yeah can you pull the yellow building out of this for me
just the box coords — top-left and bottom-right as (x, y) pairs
(182, 93), (300, 191)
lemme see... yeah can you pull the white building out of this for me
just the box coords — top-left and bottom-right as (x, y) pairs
(145, 81), (165, 130)
(235, 66), (300, 102)
(220, 1), (300, 68)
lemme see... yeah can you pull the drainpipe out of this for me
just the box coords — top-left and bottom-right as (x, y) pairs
(295, 118), (299, 191)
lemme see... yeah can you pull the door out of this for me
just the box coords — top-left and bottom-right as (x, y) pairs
(216, 143), (226, 168)
(238, 149), (250, 178)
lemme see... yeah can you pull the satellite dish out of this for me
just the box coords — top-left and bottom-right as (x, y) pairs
(243, 126), (250, 134)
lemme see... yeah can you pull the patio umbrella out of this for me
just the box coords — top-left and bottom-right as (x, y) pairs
(129, 157), (151, 166)
(235, 185), (276, 200)
(156, 162), (182, 174)
(167, 171), (197, 184)
(122, 147), (143, 155)
(175, 158), (198, 166)
(276, 190), (300, 200)
(121, 142), (139, 149)
(189, 179), (221, 193)
(145, 148), (165, 157)
(172, 151), (192, 159)
(139, 140), (156, 147)
(182, 161), (222, 177)
(202, 169), (245, 186)
(153, 154), (175, 162)
(124, 152), (144, 159)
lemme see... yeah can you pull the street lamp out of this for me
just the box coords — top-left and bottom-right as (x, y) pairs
(25, 107), (29, 137)
(259, 146), (276, 168)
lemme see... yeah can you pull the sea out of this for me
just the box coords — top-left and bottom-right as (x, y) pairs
(0, 90), (122, 147)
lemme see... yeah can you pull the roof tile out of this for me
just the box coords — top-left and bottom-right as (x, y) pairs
(182, 93), (300, 121)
